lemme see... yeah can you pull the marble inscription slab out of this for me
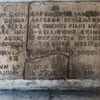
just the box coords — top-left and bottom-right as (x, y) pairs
(0, 3), (28, 79)
(26, 2), (100, 79)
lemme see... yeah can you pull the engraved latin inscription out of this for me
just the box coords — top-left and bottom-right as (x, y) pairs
(0, 3), (28, 79)
(26, 3), (70, 79)
(26, 2), (100, 79)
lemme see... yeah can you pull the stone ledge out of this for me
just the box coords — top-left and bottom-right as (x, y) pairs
(0, 80), (99, 90)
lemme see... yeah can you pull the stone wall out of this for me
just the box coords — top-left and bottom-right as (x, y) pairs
(0, 1), (99, 100)
(0, 2), (100, 80)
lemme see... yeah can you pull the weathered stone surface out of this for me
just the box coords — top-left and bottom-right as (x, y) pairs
(67, 2), (100, 79)
(0, 80), (99, 90)
(51, 91), (100, 100)
(27, 2), (100, 79)
(0, 90), (100, 100)
(28, 3), (70, 59)
(26, 2), (70, 79)
(25, 54), (68, 79)
(0, 91), (49, 100)
(0, 3), (28, 79)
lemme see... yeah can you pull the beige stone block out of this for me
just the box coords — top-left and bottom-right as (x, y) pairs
(25, 54), (68, 79)
(27, 2), (100, 79)
(26, 2), (71, 79)
(0, 3), (28, 79)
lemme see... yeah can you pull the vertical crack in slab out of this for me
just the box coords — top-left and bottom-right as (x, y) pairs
(23, 3), (30, 79)
(24, 3), (70, 80)
(67, 56), (70, 79)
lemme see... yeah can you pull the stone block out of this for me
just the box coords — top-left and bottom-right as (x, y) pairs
(0, 3), (28, 79)
(25, 54), (68, 79)
(26, 2), (100, 79)
(51, 91), (100, 100)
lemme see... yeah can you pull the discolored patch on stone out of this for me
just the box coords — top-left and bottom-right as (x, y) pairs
(25, 54), (68, 79)
(0, 3), (28, 79)
(28, 2), (100, 79)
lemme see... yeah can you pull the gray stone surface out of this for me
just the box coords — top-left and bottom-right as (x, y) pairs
(51, 91), (100, 100)
(0, 80), (99, 90)
(53, 0), (99, 1)
(0, 90), (99, 100)
(0, 91), (49, 100)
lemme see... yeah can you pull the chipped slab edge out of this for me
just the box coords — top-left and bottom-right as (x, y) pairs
(0, 80), (99, 90)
